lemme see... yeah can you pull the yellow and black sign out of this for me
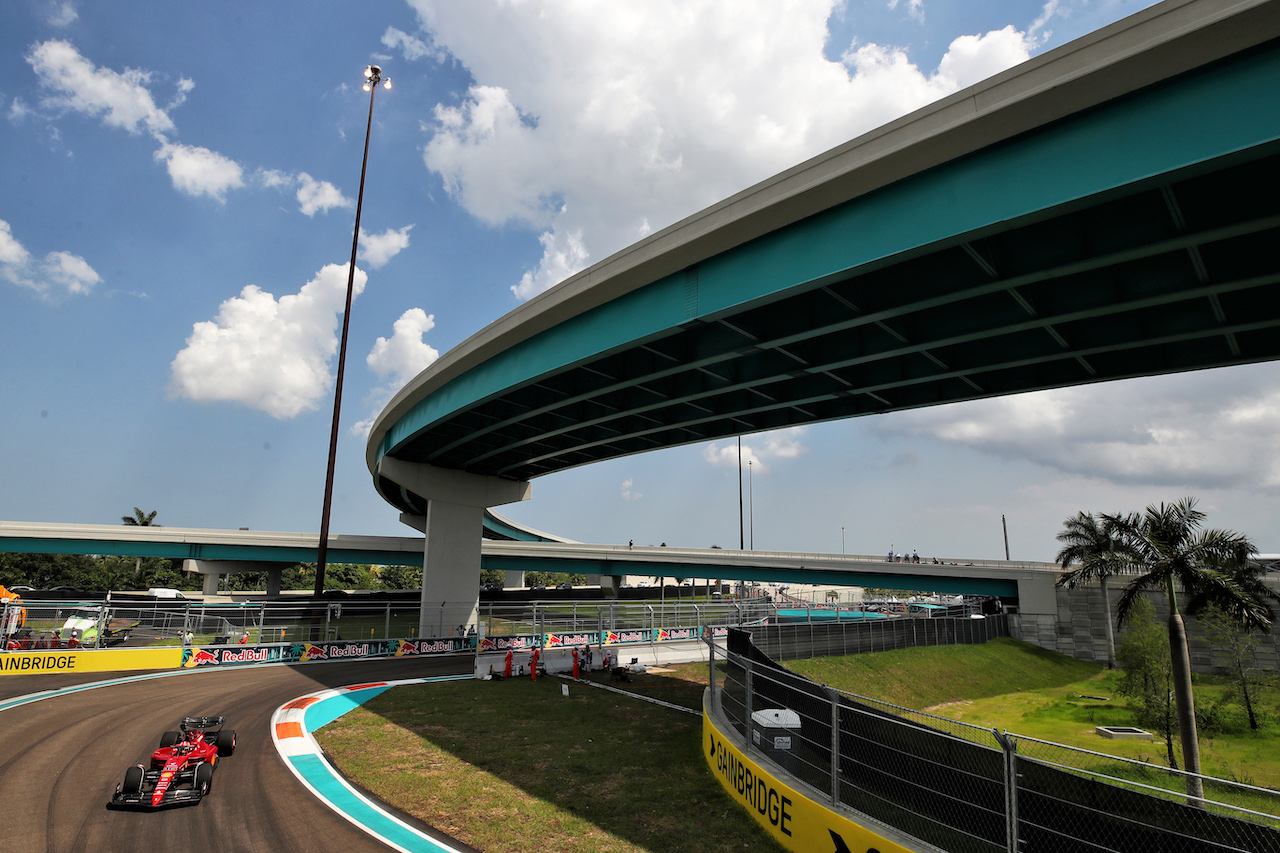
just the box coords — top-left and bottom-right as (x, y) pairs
(703, 713), (914, 853)
(0, 648), (181, 675)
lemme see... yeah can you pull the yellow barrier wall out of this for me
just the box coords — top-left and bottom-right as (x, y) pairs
(703, 702), (915, 853)
(0, 648), (182, 675)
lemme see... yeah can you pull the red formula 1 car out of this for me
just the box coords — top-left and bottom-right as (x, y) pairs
(110, 716), (236, 808)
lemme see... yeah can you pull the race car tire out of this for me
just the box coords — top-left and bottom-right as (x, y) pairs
(217, 729), (236, 757)
(123, 766), (144, 796)
(159, 730), (180, 749)
(195, 762), (213, 796)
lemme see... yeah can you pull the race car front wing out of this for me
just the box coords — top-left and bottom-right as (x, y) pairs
(110, 766), (206, 809)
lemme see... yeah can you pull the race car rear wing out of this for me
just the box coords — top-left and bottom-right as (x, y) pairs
(179, 715), (226, 731)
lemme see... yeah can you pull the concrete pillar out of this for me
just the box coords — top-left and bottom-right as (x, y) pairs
(202, 571), (221, 596)
(380, 457), (530, 639)
(504, 569), (526, 588)
(266, 567), (282, 597)
(601, 575), (622, 597)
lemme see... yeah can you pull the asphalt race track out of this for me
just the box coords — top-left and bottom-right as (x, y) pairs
(0, 655), (472, 853)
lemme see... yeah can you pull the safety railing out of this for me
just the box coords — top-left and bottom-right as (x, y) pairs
(708, 631), (1280, 853)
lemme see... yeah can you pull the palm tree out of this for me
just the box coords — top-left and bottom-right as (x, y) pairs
(121, 508), (158, 527)
(1054, 511), (1125, 669)
(121, 507), (159, 575)
(1106, 497), (1267, 805)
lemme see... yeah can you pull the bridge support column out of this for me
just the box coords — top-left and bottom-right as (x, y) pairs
(504, 570), (525, 589)
(381, 458), (530, 639)
(1013, 572), (1061, 654)
(185, 559), (287, 597)
(601, 575), (622, 598)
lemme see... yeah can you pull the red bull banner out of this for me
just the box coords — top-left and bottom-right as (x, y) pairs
(478, 635), (538, 652)
(181, 637), (470, 668)
(545, 631), (597, 648)
(602, 629), (648, 645)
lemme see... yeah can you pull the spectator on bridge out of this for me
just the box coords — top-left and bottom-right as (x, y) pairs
(887, 549), (894, 562)
(912, 551), (920, 563)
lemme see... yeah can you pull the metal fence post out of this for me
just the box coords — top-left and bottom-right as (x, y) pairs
(993, 729), (1019, 853)
(829, 687), (840, 807)
(384, 601), (391, 640)
(708, 636), (718, 714)
(744, 657), (755, 756)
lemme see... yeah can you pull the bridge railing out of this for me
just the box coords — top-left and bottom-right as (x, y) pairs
(709, 631), (1280, 853)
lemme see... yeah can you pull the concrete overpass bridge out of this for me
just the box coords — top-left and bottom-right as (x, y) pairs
(0, 520), (1054, 605)
(361, 0), (1280, 637)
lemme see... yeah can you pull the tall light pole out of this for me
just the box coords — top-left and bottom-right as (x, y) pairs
(841, 526), (845, 555)
(737, 437), (744, 550)
(314, 65), (391, 597)
(748, 459), (754, 550)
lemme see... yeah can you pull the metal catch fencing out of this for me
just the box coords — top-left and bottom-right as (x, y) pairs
(745, 612), (1008, 661)
(2, 596), (780, 648)
(709, 629), (1280, 853)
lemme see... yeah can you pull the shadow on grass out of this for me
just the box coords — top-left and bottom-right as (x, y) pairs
(316, 665), (788, 853)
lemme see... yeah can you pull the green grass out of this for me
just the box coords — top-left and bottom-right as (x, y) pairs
(784, 637), (1105, 710)
(316, 665), (785, 853)
(784, 639), (1280, 819)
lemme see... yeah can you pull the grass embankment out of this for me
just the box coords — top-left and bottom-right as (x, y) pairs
(787, 638), (1280, 791)
(316, 665), (786, 853)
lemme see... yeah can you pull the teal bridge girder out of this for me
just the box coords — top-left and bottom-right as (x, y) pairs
(368, 0), (1280, 519)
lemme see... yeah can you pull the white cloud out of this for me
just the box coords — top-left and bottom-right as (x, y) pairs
(888, 0), (925, 24)
(934, 27), (1033, 89)
(169, 263), (367, 419)
(48, 3), (78, 27)
(351, 307), (441, 437)
(155, 142), (245, 201)
(359, 225), (414, 268)
(621, 477), (642, 500)
(0, 218), (100, 298)
(26, 39), (175, 137)
(382, 26), (441, 62)
(702, 427), (809, 474)
(513, 228), (588, 301)
(884, 364), (1280, 492)
(297, 172), (352, 216)
(410, 0), (1032, 301)
(366, 308), (439, 381)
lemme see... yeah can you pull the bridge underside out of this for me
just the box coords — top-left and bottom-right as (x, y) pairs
(374, 38), (1280, 515)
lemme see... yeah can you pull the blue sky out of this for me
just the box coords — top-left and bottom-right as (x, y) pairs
(4, 0), (1278, 563)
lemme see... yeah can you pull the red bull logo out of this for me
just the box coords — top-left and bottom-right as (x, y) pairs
(300, 644), (328, 662)
(395, 640), (420, 656)
(186, 648), (219, 667)
(605, 630), (646, 645)
(325, 643), (371, 658)
(220, 647), (272, 664)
